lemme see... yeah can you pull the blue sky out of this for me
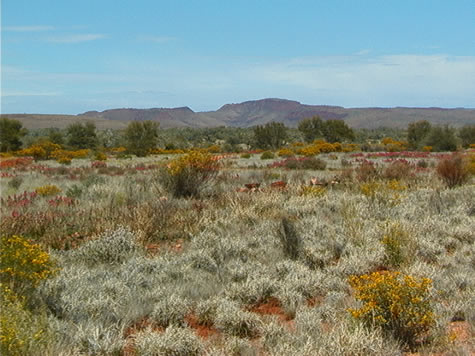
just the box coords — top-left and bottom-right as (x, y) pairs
(2, 0), (475, 114)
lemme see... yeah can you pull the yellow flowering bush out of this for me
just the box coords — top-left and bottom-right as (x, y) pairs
(35, 184), (62, 196)
(277, 148), (295, 157)
(297, 145), (320, 156)
(300, 186), (327, 197)
(159, 151), (220, 197)
(348, 271), (434, 346)
(0, 235), (56, 292)
(0, 235), (55, 355)
(16, 141), (61, 161)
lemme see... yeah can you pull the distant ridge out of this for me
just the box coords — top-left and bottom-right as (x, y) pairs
(2, 98), (474, 130)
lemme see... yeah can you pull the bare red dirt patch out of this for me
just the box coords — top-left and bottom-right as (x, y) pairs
(185, 313), (219, 339)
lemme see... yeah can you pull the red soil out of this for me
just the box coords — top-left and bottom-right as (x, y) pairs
(184, 313), (219, 339)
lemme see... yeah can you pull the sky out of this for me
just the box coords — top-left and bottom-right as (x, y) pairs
(2, 0), (475, 114)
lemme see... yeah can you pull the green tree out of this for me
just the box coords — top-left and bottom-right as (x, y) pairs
(298, 116), (324, 143)
(458, 125), (475, 148)
(124, 120), (159, 156)
(66, 121), (98, 149)
(425, 125), (457, 152)
(407, 120), (431, 150)
(0, 118), (27, 152)
(253, 122), (288, 150)
(321, 119), (355, 143)
(47, 128), (64, 146)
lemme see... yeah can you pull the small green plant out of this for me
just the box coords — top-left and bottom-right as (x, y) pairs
(7, 176), (23, 190)
(300, 157), (326, 170)
(260, 151), (275, 160)
(240, 152), (251, 159)
(381, 222), (411, 268)
(348, 271), (434, 348)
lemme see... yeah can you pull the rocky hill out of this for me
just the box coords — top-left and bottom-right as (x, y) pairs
(2, 98), (474, 129)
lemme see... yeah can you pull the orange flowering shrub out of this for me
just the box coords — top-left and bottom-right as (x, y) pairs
(348, 271), (434, 346)
(297, 145), (320, 156)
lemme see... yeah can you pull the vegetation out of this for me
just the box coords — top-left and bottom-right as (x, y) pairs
(0, 118), (27, 152)
(66, 121), (98, 150)
(0, 121), (474, 355)
(253, 122), (288, 149)
(124, 120), (159, 156)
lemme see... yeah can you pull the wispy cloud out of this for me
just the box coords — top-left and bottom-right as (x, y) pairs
(4, 25), (54, 32)
(45, 34), (106, 43)
(137, 35), (175, 43)
(1, 91), (61, 97)
(245, 54), (475, 105)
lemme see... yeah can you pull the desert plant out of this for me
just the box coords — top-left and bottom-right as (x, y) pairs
(348, 271), (434, 347)
(135, 326), (203, 356)
(278, 217), (301, 260)
(355, 161), (380, 182)
(260, 151), (275, 160)
(436, 154), (469, 188)
(0, 235), (57, 295)
(301, 157), (327, 170)
(158, 151), (220, 198)
(7, 176), (23, 190)
(381, 222), (412, 268)
(35, 184), (62, 196)
(214, 300), (261, 338)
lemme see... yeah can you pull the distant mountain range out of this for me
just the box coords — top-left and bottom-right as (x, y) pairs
(2, 98), (474, 130)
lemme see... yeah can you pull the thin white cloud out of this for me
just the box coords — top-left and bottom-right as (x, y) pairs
(4, 25), (54, 32)
(1, 91), (61, 97)
(45, 34), (106, 43)
(137, 35), (175, 43)
(245, 54), (475, 106)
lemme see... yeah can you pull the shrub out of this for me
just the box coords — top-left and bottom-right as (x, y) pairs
(0, 284), (52, 356)
(300, 157), (326, 170)
(94, 151), (107, 161)
(260, 151), (275, 160)
(436, 154), (469, 188)
(35, 184), (62, 196)
(7, 176), (23, 190)
(348, 271), (434, 347)
(240, 152), (251, 159)
(277, 148), (294, 157)
(0, 235), (56, 295)
(278, 217), (301, 260)
(158, 151), (220, 198)
(300, 186), (326, 198)
(67, 227), (142, 266)
(150, 296), (190, 327)
(381, 222), (411, 268)
(382, 161), (413, 181)
(355, 161), (380, 182)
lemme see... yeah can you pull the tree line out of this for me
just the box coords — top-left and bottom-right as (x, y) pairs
(1, 116), (474, 155)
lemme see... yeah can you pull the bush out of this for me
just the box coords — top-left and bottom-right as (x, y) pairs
(260, 151), (275, 160)
(278, 217), (301, 260)
(348, 271), (434, 347)
(35, 184), (62, 196)
(382, 161), (413, 181)
(215, 301), (261, 338)
(436, 154), (469, 188)
(158, 151), (220, 198)
(7, 176), (23, 190)
(0, 285), (52, 356)
(67, 227), (142, 266)
(277, 148), (294, 157)
(240, 152), (251, 159)
(381, 223), (412, 268)
(0, 235), (56, 295)
(355, 162), (380, 182)
(300, 157), (326, 170)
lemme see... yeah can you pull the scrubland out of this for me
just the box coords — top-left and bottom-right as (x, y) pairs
(1, 150), (474, 355)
